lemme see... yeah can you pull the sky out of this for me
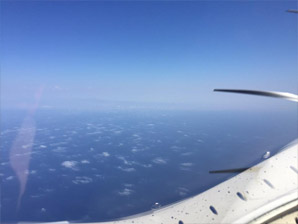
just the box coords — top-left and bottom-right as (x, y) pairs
(1, 1), (297, 111)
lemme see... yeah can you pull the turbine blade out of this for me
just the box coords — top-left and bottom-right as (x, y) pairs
(209, 167), (249, 174)
(287, 9), (298, 13)
(214, 89), (298, 102)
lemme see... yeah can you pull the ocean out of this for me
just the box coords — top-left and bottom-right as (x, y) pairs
(1, 109), (296, 222)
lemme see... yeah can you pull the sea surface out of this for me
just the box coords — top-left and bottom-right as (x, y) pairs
(1, 109), (297, 222)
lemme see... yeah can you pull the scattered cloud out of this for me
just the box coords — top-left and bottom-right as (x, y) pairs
(180, 163), (193, 167)
(72, 176), (93, 184)
(142, 164), (152, 168)
(113, 130), (122, 134)
(24, 169), (37, 175)
(31, 194), (44, 198)
(41, 208), (46, 212)
(181, 152), (193, 156)
(61, 161), (78, 170)
(131, 147), (145, 153)
(118, 188), (134, 196)
(152, 157), (167, 165)
(118, 166), (136, 172)
(117, 156), (133, 165)
(81, 160), (90, 164)
(6, 176), (14, 181)
(180, 162), (194, 171)
(102, 152), (110, 157)
(53, 147), (67, 153)
(177, 187), (189, 196)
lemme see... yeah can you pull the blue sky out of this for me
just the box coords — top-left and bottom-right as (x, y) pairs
(1, 1), (297, 111)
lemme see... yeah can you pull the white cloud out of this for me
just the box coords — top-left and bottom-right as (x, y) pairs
(181, 152), (193, 156)
(6, 176), (14, 180)
(113, 130), (122, 134)
(117, 156), (133, 165)
(171, 145), (181, 150)
(131, 147), (145, 153)
(22, 144), (31, 149)
(180, 167), (191, 171)
(31, 194), (43, 198)
(86, 131), (102, 136)
(102, 152), (110, 157)
(53, 147), (66, 153)
(81, 160), (90, 164)
(118, 188), (134, 196)
(177, 187), (189, 196)
(180, 163), (194, 171)
(180, 163), (193, 167)
(142, 164), (152, 168)
(95, 174), (104, 179)
(61, 161), (78, 170)
(72, 176), (93, 184)
(118, 166), (136, 172)
(152, 157), (167, 165)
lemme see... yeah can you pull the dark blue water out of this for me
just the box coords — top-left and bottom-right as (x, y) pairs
(1, 109), (297, 222)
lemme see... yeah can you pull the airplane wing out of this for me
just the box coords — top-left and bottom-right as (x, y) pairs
(23, 89), (297, 224)
(38, 140), (297, 224)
